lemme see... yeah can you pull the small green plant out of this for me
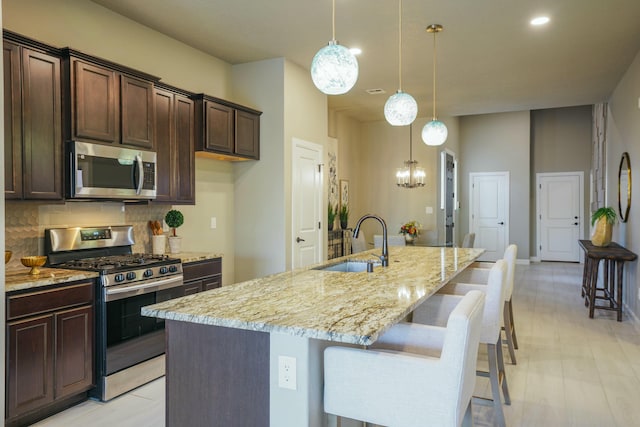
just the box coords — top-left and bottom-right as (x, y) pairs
(327, 204), (337, 229)
(165, 210), (184, 236)
(339, 205), (349, 223)
(591, 207), (617, 226)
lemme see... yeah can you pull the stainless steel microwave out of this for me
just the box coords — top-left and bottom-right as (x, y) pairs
(69, 140), (157, 200)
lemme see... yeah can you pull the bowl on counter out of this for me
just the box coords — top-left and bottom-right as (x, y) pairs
(21, 256), (47, 275)
(5, 250), (12, 264)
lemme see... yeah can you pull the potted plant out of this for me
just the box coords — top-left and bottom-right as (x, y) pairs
(339, 205), (349, 229)
(327, 204), (337, 231)
(165, 209), (185, 253)
(590, 207), (616, 247)
(399, 220), (421, 243)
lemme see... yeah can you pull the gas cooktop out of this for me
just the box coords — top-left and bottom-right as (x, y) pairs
(54, 253), (177, 274)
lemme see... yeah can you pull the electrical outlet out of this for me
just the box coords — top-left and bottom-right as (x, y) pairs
(210, 217), (217, 229)
(278, 355), (297, 390)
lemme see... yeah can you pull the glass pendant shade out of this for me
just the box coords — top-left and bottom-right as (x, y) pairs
(396, 160), (425, 188)
(422, 119), (448, 146)
(384, 91), (418, 126)
(311, 40), (359, 95)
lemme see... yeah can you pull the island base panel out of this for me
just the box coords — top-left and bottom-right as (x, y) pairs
(165, 320), (269, 427)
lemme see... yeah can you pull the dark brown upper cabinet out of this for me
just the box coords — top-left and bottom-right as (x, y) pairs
(3, 34), (62, 200)
(63, 49), (158, 150)
(154, 84), (195, 204)
(193, 94), (261, 161)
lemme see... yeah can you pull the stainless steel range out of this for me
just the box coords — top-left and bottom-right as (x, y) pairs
(45, 225), (183, 401)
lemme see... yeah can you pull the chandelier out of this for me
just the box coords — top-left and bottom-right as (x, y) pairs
(396, 124), (425, 188)
(310, 0), (359, 95)
(422, 24), (448, 146)
(384, 0), (417, 126)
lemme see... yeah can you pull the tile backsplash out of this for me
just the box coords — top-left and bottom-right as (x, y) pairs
(5, 201), (169, 269)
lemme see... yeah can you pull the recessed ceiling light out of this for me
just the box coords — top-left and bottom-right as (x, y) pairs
(531, 16), (550, 26)
(349, 47), (362, 55)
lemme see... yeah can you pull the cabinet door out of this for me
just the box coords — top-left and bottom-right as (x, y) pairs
(153, 88), (174, 202)
(22, 48), (62, 199)
(55, 305), (94, 399)
(121, 75), (154, 149)
(235, 109), (260, 160)
(183, 280), (203, 295)
(3, 40), (22, 199)
(203, 275), (222, 291)
(204, 100), (233, 153)
(73, 60), (118, 143)
(174, 94), (195, 203)
(7, 314), (55, 419)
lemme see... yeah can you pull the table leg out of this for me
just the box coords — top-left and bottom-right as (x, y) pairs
(616, 262), (625, 322)
(588, 259), (600, 318)
(581, 257), (590, 298)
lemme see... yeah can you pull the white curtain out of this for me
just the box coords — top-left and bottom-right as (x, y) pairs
(591, 103), (607, 211)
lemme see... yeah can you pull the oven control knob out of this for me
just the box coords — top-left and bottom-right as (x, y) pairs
(169, 265), (178, 273)
(159, 266), (168, 274)
(144, 269), (153, 278)
(126, 272), (136, 281)
(115, 273), (125, 283)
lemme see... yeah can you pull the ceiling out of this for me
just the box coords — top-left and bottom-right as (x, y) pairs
(91, 0), (640, 122)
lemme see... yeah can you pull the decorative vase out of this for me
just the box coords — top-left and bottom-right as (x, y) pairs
(168, 236), (182, 254)
(328, 221), (334, 231)
(340, 220), (348, 230)
(591, 217), (612, 247)
(404, 234), (415, 243)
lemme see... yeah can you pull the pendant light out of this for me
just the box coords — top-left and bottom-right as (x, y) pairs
(310, 0), (359, 95)
(384, 0), (417, 126)
(422, 24), (448, 146)
(396, 124), (425, 188)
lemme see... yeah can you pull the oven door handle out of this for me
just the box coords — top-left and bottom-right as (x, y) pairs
(105, 274), (184, 302)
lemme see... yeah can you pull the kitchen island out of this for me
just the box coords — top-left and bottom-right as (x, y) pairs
(142, 246), (484, 427)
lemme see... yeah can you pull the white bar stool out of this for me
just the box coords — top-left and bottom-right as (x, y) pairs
(324, 290), (485, 427)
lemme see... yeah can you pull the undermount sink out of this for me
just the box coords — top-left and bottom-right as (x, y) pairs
(314, 260), (380, 273)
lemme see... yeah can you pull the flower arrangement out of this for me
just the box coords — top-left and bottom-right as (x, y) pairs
(399, 220), (421, 237)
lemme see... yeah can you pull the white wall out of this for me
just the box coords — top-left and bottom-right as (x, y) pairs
(459, 111), (531, 259)
(607, 48), (640, 320)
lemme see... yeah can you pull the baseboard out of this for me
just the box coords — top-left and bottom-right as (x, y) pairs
(529, 257), (540, 263)
(517, 258), (531, 265)
(623, 302), (640, 331)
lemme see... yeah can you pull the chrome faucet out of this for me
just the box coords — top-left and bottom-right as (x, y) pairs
(353, 214), (389, 267)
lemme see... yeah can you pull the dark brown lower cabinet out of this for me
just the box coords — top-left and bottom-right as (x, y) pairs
(182, 258), (222, 295)
(6, 281), (94, 426)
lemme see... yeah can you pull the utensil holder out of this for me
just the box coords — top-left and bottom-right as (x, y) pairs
(152, 235), (166, 255)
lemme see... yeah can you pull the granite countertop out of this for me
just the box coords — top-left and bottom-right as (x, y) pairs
(142, 246), (484, 345)
(174, 252), (223, 264)
(5, 268), (100, 294)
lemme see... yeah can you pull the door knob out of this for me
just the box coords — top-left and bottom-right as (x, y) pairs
(498, 222), (504, 225)
(296, 237), (305, 243)
(574, 222), (579, 225)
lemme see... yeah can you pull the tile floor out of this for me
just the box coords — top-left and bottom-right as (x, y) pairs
(34, 261), (640, 426)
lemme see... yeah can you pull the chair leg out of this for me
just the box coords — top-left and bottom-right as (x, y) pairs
(496, 337), (511, 405)
(508, 297), (518, 349)
(502, 301), (517, 364)
(486, 343), (507, 427)
(462, 401), (473, 427)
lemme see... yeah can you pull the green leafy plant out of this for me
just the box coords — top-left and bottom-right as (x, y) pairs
(327, 204), (337, 229)
(339, 205), (349, 223)
(165, 210), (184, 236)
(590, 207), (617, 226)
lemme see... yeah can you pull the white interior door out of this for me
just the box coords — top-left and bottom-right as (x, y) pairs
(537, 172), (582, 262)
(470, 172), (509, 261)
(292, 139), (323, 269)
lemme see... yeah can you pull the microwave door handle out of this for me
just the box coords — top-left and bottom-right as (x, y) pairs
(135, 154), (143, 195)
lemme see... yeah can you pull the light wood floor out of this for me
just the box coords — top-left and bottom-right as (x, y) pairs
(34, 261), (640, 426)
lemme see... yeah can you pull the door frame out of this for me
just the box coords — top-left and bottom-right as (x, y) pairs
(441, 149), (458, 246)
(469, 171), (510, 260)
(535, 171), (584, 262)
(291, 138), (324, 268)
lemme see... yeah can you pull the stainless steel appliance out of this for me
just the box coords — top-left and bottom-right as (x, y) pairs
(68, 140), (157, 200)
(45, 225), (183, 401)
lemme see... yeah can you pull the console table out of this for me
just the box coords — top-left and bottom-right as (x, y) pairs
(579, 240), (637, 321)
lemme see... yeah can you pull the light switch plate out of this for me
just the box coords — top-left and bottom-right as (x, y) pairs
(210, 217), (217, 229)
